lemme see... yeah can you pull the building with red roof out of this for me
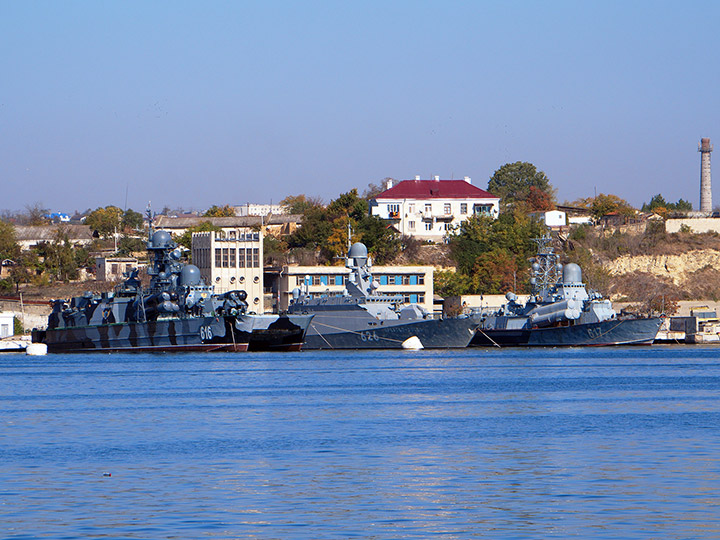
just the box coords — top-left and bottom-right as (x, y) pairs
(370, 176), (500, 241)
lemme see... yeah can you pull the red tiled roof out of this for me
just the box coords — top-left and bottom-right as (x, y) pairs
(374, 180), (497, 200)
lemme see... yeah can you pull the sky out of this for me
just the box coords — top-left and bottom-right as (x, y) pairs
(2, 0), (719, 214)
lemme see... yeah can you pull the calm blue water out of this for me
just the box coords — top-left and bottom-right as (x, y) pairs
(2, 346), (720, 539)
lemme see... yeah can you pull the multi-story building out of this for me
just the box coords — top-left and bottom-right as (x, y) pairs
(233, 203), (287, 217)
(191, 229), (265, 313)
(276, 264), (435, 313)
(371, 176), (500, 241)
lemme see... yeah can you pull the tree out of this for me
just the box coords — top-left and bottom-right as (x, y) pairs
(85, 206), (123, 238)
(447, 210), (544, 294)
(362, 179), (392, 200)
(36, 227), (78, 282)
(488, 162), (555, 210)
(0, 220), (20, 261)
(20, 203), (50, 225)
(203, 205), (235, 217)
(574, 194), (636, 219)
(280, 194), (324, 215)
(121, 209), (144, 231)
(642, 194), (693, 215)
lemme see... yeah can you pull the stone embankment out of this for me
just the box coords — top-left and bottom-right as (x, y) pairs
(605, 249), (720, 285)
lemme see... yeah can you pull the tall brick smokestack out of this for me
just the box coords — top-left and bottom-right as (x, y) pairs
(699, 137), (713, 213)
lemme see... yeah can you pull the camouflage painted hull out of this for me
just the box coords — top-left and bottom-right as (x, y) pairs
(32, 313), (313, 353)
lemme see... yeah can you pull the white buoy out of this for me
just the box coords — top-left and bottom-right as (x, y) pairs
(26, 343), (48, 356)
(401, 336), (423, 350)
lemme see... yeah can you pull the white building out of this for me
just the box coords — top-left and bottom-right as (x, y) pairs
(233, 204), (287, 217)
(371, 176), (500, 241)
(0, 312), (14, 338)
(95, 257), (138, 281)
(277, 264), (435, 313)
(191, 229), (265, 313)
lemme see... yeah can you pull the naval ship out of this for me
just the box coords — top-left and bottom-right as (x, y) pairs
(287, 242), (478, 349)
(470, 236), (662, 347)
(32, 215), (312, 353)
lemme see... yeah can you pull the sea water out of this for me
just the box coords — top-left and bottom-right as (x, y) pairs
(2, 346), (720, 539)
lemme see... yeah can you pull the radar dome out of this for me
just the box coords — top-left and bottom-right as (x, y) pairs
(562, 263), (582, 284)
(348, 242), (368, 259)
(151, 230), (173, 248)
(179, 265), (202, 287)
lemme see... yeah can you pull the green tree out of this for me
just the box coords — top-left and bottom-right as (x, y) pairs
(447, 210), (544, 293)
(575, 194), (636, 219)
(121, 209), (145, 231)
(0, 220), (21, 261)
(488, 162), (555, 210)
(434, 270), (473, 297)
(85, 206), (123, 238)
(203, 205), (235, 217)
(36, 228), (78, 282)
(280, 194), (323, 214)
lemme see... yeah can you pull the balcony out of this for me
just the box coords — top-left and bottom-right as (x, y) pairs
(421, 211), (454, 221)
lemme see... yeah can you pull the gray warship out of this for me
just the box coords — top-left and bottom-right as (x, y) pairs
(470, 236), (662, 347)
(32, 217), (313, 353)
(287, 242), (478, 349)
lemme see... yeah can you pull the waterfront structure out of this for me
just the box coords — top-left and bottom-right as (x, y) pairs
(0, 312), (13, 338)
(191, 229), (264, 312)
(700, 138), (713, 214)
(277, 263), (434, 313)
(370, 176), (500, 241)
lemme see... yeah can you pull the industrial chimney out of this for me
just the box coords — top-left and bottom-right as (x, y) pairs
(699, 137), (713, 213)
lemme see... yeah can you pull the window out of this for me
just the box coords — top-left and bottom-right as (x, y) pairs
(418, 294), (425, 303)
(111, 264), (118, 274)
(221, 248), (229, 268)
(214, 248), (221, 268)
(408, 203), (415, 214)
(460, 203), (467, 214)
(238, 248), (246, 268)
(296, 276), (304, 286)
(388, 203), (400, 218)
(334, 275), (344, 285)
(425, 222), (433, 231)
(424, 203), (432, 213)
(229, 248), (236, 267)
(444, 203), (451, 214)
(312, 275), (322, 285)
(418, 275), (425, 285)
(474, 204), (493, 216)
(229, 230), (237, 240)
(443, 223), (451, 231)
(408, 221), (415, 230)
(252, 248), (260, 268)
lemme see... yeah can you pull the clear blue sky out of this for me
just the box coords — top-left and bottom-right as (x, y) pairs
(2, 0), (718, 214)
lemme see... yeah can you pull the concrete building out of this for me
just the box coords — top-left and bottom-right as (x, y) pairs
(276, 264), (434, 313)
(95, 257), (138, 281)
(233, 204), (287, 217)
(191, 229), (265, 312)
(371, 176), (500, 241)
(14, 225), (95, 250)
(0, 312), (14, 338)
(154, 215), (301, 239)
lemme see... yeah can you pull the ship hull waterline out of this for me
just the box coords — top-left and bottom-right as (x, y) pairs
(471, 317), (663, 347)
(32, 313), (312, 353)
(301, 315), (479, 350)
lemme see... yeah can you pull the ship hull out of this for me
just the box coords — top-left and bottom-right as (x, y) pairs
(236, 314), (314, 352)
(302, 315), (478, 350)
(471, 317), (663, 347)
